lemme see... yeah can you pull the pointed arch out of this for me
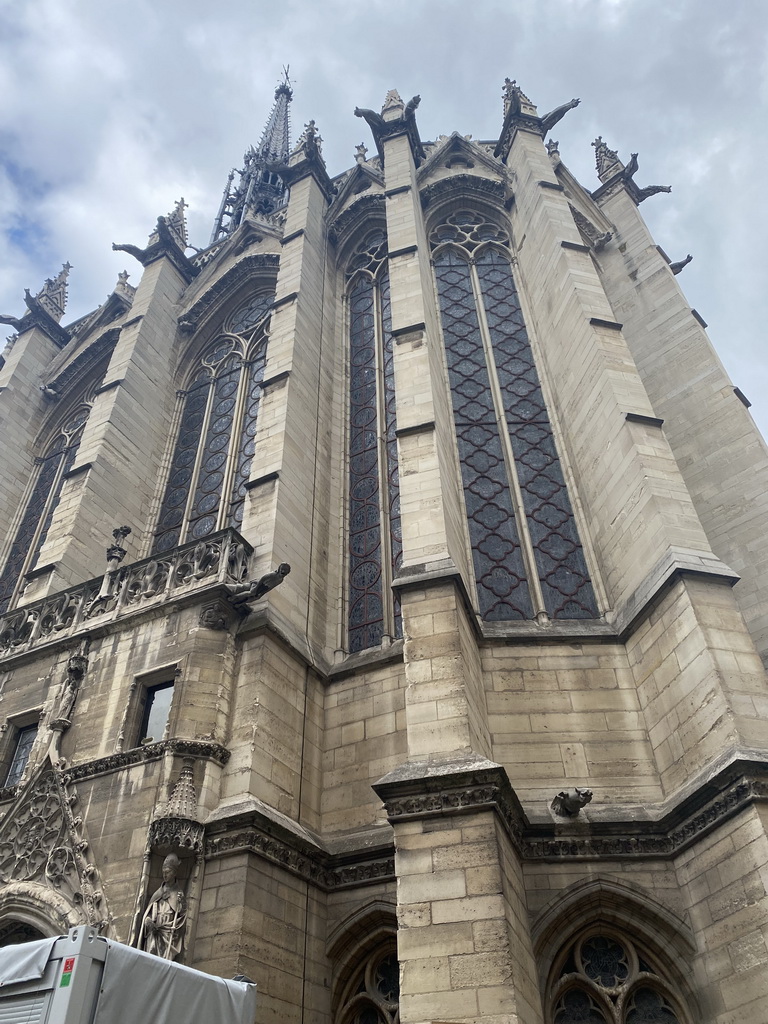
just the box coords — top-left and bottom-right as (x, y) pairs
(152, 287), (274, 553)
(0, 400), (93, 614)
(344, 227), (402, 652)
(533, 877), (698, 1024)
(328, 899), (398, 1024)
(430, 207), (598, 622)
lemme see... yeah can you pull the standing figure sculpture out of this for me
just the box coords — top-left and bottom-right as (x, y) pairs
(139, 853), (187, 960)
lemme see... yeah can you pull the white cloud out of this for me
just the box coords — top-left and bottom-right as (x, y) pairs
(0, 0), (766, 435)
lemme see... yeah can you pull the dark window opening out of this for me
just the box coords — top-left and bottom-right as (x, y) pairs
(5, 724), (38, 786)
(138, 682), (174, 744)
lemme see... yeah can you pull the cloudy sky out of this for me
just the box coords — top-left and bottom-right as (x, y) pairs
(1, 0), (766, 433)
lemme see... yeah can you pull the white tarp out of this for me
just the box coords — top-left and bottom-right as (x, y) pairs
(94, 941), (257, 1024)
(0, 938), (58, 988)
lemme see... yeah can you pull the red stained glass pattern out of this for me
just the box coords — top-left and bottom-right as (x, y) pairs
(475, 249), (597, 618)
(434, 249), (533, 620)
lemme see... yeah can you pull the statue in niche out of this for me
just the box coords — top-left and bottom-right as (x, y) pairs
(139, 853), (187, 960)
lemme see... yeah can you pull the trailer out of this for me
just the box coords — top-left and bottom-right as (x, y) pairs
(0, 926), (257, 1024)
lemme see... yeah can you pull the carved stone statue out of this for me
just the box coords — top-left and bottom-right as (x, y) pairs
(552, 787), (593, 817)
(139, 853), (187, 960)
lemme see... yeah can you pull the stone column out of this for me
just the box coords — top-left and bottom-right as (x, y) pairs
(374, 758), (544, 1024)
(239, 124), (335, 659)
(22, 253), (192, 601)
(363, 92), (492, 763)
(593, 166), (768, 666)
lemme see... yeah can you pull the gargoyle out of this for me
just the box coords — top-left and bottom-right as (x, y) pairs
(231, 563), (291, 604)
(552, 787), (593, 817)
(670, 254), (693, 275)
(540, 97), (580, 136)
(0, 313), (25, 330)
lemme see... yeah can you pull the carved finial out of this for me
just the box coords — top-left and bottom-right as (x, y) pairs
(165, 198), (188, 249)
(381, 89), (405, 117)
(551, 788), (593, 817)
(292, 119), (324, 163)
(502, 78), (536, 118)
(355, 142), (368, 164)
(36, 263), (71, 323)
(114, 269), (135, 301)
(592, 136), (623, 182)
(163, 758), (199, 820)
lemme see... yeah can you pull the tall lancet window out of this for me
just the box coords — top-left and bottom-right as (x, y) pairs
(431, 210), (598, 622)
(152, 290), (274, 553)
(0, 406), (90, 614)
(346, 230), (402, 653)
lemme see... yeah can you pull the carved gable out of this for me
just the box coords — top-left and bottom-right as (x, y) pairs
(0, 758), (110, 931)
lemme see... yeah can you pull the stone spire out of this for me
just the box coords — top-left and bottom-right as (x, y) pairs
(592, 136), (624, 182)
(210, 69), (293, 243)
(36, 262), (71, 323)
(163, 759), (199, 820)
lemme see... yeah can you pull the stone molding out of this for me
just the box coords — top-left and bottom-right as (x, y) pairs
(374, 757), (768, 862)
(328, 194), (386, 247)
(54, 740), (231, 787)
(45, 328), (121, 396)
(178, 254), (280, 333)
(205, 813), (394, 891)
(420, 174), (507, 210)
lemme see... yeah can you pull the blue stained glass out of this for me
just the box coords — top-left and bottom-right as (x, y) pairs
(475, 249), (597, 618)
(379, 270), (402, 639)
(347, 275), (384, 652)
(434, 249), (533, 620)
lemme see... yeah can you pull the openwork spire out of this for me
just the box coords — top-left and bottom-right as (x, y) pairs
(210, 69), (293, 244)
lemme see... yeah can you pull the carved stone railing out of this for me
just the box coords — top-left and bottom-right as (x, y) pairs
(0, 529), (251, 658)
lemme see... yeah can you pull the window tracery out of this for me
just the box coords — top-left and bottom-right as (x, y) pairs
(346, 229), (402, 653)
(337, 945), (399, 1024)
(548, 931), (688, 1024)
(152, 290), (273, 553)
(430, 209), (597, 622)
(0, 405), (90, 614)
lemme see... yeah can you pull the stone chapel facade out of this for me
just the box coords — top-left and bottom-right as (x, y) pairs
(0, 77), (767, 1023)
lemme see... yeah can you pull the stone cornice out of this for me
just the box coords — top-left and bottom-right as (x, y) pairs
(58, 739), (231, 786)
(205, 809), (394, 891)
(179, 254), (280, 333)
(374, 757), (768, 863)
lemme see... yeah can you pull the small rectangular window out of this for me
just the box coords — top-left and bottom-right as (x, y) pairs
(5, 724), (38, 786)
(137, 681), (174, 745)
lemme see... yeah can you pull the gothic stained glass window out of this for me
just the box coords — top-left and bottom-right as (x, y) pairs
(548, 931), (687, 1024)
(346, 231), (402, 653)
(430, 210), (598, 623)
(0, 406), (90, 615)
(336, 945), (399, 1024)
(152, 290), (273, 553)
